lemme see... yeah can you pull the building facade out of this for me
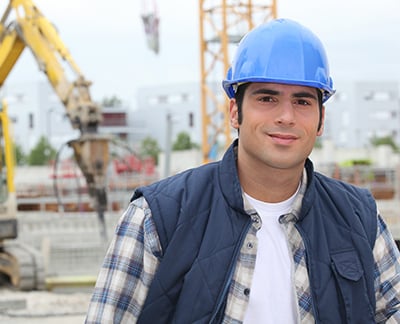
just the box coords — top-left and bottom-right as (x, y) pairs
(324, 80), (400, 148)
(133, 82), (202, 151)
(0, 81), (134, 155)
(1, 79), (400, 156)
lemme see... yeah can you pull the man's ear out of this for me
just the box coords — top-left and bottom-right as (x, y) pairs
(229, 99), (239, 129)
(317, 106), (325, 136)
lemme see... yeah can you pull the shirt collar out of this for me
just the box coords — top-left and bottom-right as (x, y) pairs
(241, 167), (308, 223)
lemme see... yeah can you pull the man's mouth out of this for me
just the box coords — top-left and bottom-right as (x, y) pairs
(268, 133), (298, 145)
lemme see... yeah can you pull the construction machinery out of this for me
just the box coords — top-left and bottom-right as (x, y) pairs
(0, 0), (111, 289)
(0, 100), (45, 290)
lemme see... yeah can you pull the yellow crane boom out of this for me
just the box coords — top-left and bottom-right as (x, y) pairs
(0, 0), (111, 289)
(0, 0), (110, 214)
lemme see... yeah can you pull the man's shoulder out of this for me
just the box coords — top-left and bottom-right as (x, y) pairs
(133, 161), (220, 200)
(312, 171), (378, 247)
(313, 171), (377, 219)
(314, 171), (372, 196)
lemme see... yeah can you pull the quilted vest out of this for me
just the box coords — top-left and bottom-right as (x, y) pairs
(132, 140), (377, 324)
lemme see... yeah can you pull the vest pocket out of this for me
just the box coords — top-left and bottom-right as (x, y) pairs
(331, 250), (363, 281)
(331, 250), (374, 323)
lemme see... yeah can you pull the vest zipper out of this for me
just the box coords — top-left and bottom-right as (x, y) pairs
(209, 218), (252, 324)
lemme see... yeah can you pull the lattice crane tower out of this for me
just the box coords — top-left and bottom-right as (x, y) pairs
(199, 0), (277, 162)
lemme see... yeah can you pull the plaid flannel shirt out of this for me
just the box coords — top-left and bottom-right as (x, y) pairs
(86, 170), (400, 323)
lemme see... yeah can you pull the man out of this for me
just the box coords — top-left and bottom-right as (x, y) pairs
(86, 19), (400, 323)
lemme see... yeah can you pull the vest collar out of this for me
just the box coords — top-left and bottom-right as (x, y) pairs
(218, 139), (246, 213)
(299, 159), (316, 221)
(219, 139), (317, 220)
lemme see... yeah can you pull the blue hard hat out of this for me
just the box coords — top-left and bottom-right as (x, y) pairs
(222, 18), (335, 103)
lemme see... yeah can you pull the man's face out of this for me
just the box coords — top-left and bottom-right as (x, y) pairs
(230, 82), (324, 172)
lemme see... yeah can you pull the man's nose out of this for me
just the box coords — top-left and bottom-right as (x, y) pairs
(275, 101), (295, 125)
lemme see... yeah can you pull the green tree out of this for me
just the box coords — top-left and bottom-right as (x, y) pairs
(370, 135), (398, 151)
(140, 136), (161, 165)
(172, 131), (198, 151)
(14, 143), (27, 165)
(101, 95), (122, 108)
(28, 136), (57, 166)
(314, 137), (323, 149)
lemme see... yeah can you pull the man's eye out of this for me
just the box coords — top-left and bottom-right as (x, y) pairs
(259, 96), (274, 102)
(296, 99), (310, 106)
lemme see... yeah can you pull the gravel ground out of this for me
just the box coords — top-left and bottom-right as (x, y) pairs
(0, 289), (92, 323)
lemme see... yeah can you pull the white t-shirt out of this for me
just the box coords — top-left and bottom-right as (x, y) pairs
(243, 190), (299, 324)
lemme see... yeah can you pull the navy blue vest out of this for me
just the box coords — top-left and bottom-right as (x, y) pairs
(133, 140), (377, 323)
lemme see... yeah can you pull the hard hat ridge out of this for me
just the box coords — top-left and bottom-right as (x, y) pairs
(223, 18), (335, 103)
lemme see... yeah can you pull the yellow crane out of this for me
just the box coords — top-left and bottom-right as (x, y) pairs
(199, 0), (277, 162)
(0, 0), (111, 289)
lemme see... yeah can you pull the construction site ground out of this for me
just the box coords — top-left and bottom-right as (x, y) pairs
(0, 210), (122, 323)
(0, 289), (91, 323)
(0, 199), (399, 322)
(0, 164), (158, 322)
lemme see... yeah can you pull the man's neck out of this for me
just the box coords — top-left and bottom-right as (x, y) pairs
(238, 161), (303, 203)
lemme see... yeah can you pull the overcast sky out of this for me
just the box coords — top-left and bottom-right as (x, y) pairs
(2, 0), (400, 108)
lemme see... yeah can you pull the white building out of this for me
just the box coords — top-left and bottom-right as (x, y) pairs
(323, 80), (400, 148)
(0, 81), (78, 154)
(0, 81), (134, 155)
(1, 79), (400, 156)
(133, 82), (202, 151)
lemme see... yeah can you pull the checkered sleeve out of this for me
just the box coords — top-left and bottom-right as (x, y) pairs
(374, 213), (400, 323)
(85, 196), (162, 324)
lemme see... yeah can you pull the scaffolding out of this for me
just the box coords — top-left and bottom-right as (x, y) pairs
(198, 0), (277, 162)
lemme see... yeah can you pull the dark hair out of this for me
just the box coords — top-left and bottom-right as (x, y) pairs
(234, 83), (250, 124)
(234, 83), (324, 131)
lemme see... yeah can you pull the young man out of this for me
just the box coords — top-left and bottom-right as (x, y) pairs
(86, 19), (400, 323)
